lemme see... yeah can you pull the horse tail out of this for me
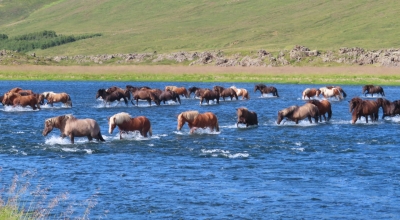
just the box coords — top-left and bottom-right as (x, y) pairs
(327, 109), (332, 121)
(341, 89), (347, 98)
(245, 91), (250, 100)
(98, 130), (105, 142)
(67, 94), (72, 107)
(215, 119), (220, 132)
(275, 89), (279, 97)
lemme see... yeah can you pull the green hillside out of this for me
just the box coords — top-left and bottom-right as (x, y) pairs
(0, 0), (399, 56)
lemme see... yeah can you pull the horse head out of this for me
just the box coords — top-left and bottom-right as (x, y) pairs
(349, 97), (363, 113)
(96, 89), (107, 99)
(362, 85), (372, 94)
(277, 106), (297, 124)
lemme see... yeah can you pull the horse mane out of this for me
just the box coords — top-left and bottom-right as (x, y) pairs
(42, 91), (56, 97)
(46, 114), (74, 125)
(110, 112), (132, 124)
(180, 111), (199, 121)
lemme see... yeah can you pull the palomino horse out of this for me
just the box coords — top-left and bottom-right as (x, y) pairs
(42, 92), (72, 107)
(96, 89), (129, 106)
(230, 86), (250, 100)
(362, 85), (385, 97)
(277, 103), (319, 124)
(42, 114), (105, 144)
(177, 111), (219, 134)
(236, 107), (258, 127)
(213, 86), (238, 101)
(159, 90), (181, 104)
(375, 98), (400, 119)
(349, 97), (380, 124)
(319, 87), (343, 100)
(131, 90), (161, 106)
(302, 88), (321, 99)
(2, 92), (41, 110)
(307, 99), (332, 122)
(108, 112), (152, 139)
(197, 89), (220, 105)
(254, 84), (279, 97)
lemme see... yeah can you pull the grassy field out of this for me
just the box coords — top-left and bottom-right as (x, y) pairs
(1, 0), (400, 56)
(1, 65), (400, 85)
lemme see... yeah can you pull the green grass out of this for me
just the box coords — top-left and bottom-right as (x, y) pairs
(0, 0), (400, 56)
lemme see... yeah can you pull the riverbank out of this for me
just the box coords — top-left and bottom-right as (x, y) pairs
(1, 65), (400, 85)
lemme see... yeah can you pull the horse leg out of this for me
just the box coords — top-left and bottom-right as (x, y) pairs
(308, 116), (312, 124)
(190, 127), (198, 134)
(322, 114), (326, 122)
(70, 134), (75, 144)
(87, 135), (93, 142)
(119, 131), (123, 139)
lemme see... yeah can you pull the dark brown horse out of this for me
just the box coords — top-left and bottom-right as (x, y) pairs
(236, 107), (258, 127)
(307, 99), (332, 122)
(108, 112), (152, 139)
(177, 111), (219, 134)
(197, 89), (220, 105)
(159, 90), (181, 104)
(132, 90), (161, 106)
(96, 89), (128, 106)
(254, 84), (279, 97)
(188, 87), (207, 98)
(126, 85), (151, 93)
(362, 85), (385, 97)
(302, 88), (321, 99)
(213, 86), (238, 101)
(277, 103), (319, 124)
(376, 98), (400, 119)
(106, 86), (131, 100)
(349, 97), (380, 124)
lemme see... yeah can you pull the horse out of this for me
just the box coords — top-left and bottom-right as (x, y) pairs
(362, 85), (385, 97)
(159, 90), (181, 104)
(165, 86), (178, 92)
(307, 99), (332, 122)
(8, 87), (34, 95)
(2, 92), (41, 110)
(277, 103), (319, 124)
(189, 87), (208, 98)
(319, 87), (343, 100)
(42, 92), (72, 107)
(197, 89), (220, 105)
(171, 87), (189, 98)
(177, 111), (219, 134)
(96, 89), (128, 106)
(302, 88), (321, 99)
(230, 86), (250, 100)
(236, 107), (258, 127)
(42, 114), (105, 144)
(326, 86), (347, 98)
(126, 85), (151, 93)
(375, 98), (400, 119)
(349, 97), (380, 124)
(106, 86), (131, 100)
(213, 86), (238, 101)
(131, 90), (161, 106)
(254, 84), (279, 97)
(108, 112), (152, 139)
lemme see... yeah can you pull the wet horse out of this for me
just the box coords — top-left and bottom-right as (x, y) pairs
(376, 98), (400, 119)
(177, 111), (219, 134)
(230, 86), (250, 100)
(197, 89), (220, 105)
(108, 112), (152, 139)
(42, 114), (105, 144)
(96, 89), (129, 106)
(2, 92), (41, 110)
(326, 86), (347, 98)
(159, 90), (181, 104)
(319, 87), (343, 100)
(349, 97), (380, 124)
(213, 86), (238, 101)
(42, 92), (72, 107)
(236, 107), (258, 127)
(362, 85), (385, 97)
(302, 88), (321, 99)
(254, 84), (279, 97)
(172, 87), (189, 98)
(188, 87), (207, 98)
(307, 99), (332, 122)
(106, 86), (131, 100)
(277, 103), (319, 124)
(131, 90), (161, 106)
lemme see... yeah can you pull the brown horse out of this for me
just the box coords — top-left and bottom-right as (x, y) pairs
(132, 90), (161, 106)
(307, 99), (332, 122)
(277, 103), (319, 124)
(42, 92), (72, 107)
(42, 114), (105, 144)
(375, 98), (400, 119)
(188, 87), (204, 98)
(230, 86), (250, 100)
(302, 88), (321, 99)
(213, 86), (238, 101)
(254, 84), (279, 97)
(96, 89), (129, 106)
(237, 107), (258, 127)
(8, 87), (34, 95)
(159, 90), (181, 104)
(126, 85), (152, 93)
(177, 111), (219, 134)
(106, 86), (131, 100)
(326, 86), (347, 98)
(172, 87), (189, 98)
(108, 112), (152, 139)
(362, 85), (385, 97)
(349, 97), (380, 124)
(2, 92), (41, 110)
(198, 89), (220, 105)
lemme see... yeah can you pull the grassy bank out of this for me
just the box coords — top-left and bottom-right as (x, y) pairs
(1, 65), (400, 85)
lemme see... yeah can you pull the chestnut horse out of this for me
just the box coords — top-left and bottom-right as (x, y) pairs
(131, 90), (161, 106)
(307, 99), (332, 122)
(277, 103), (319, 124)
(213, 86), (238, 101)
(349, 97), (380, 124)
(96, 89), (129, 106)
(302, 88), (321, 99)
(230, 86), (250, 100)
(42, 114), (105, 144)
(2, 92), (41, 110)
(8, 87), (34, 95)
(237, 107), (258, 127)
(197, 89), (220, 105)
(362, 85), (385, 97)
(177, 111), (219, 134)
(42, 92), (72, 107)
(108, 112), (152, 139)
(254, 84), (279, 97)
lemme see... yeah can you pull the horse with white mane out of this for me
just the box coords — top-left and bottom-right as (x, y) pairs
(42, 91), (72, 107)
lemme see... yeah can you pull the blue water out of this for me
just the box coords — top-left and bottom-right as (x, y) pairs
(1, 81), (400, 219)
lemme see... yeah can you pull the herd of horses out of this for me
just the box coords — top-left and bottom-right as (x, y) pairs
(1, 83), (395, 144)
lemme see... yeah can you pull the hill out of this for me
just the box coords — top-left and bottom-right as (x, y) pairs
(0, 0), (399, 56)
